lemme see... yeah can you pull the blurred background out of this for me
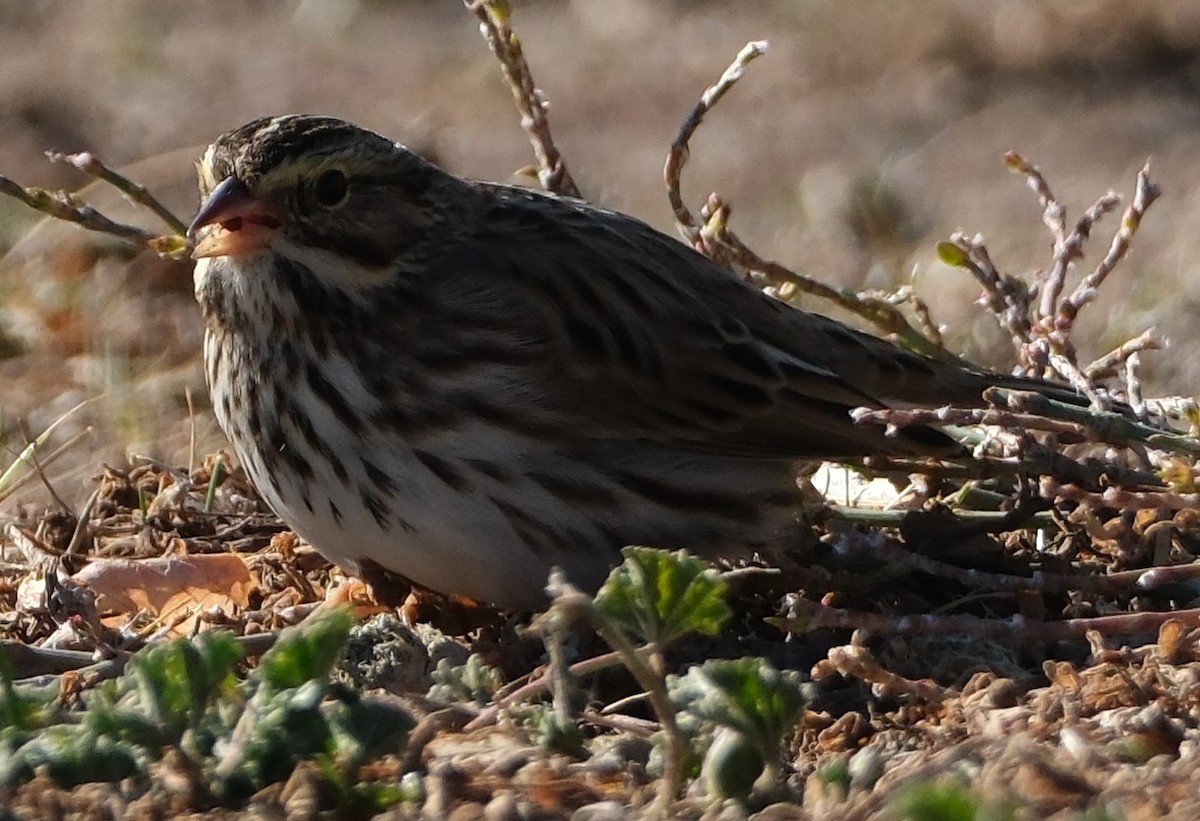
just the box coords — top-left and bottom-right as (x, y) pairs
(2, 0), (1200, 510)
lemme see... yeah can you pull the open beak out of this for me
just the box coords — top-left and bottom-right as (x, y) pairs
(188, 176), (283, 259)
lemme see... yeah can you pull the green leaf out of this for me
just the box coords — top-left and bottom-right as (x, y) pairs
(594, 547), (730, 646)
(510, 702), (587, 758)
(483, 0), (512, 26)
(257, 608), (353, 691)
(672, 658), (810, 746)
(213, 679), (334, 802)
(669, 657), (811, 798)
(817, 755), (851, 791)
(1, 609), (393, 804)
(702, 727), (764, 800)
(4, 725), (140, 788)
(426, 654), (503, 706)
(345, 780), (410, 815)
(147, 233), (192, 260)
(326, 690), (415, 766)
(935, 241), (971, 268)
(0, 649), (51, 733)
(126, 631), (243, 738)
(81, 703), (168, 751)
(891, 781), (982, 821)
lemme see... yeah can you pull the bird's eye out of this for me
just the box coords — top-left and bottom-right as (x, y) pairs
(312, 169), (348, 208)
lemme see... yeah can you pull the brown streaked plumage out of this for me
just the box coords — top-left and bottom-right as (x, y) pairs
(189, 114), (1084, 609)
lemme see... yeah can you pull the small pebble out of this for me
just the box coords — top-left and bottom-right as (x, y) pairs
(484, 790), (521, 821)
(570, 800), (627, 821)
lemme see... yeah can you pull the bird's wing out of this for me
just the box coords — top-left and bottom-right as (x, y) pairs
(413, 186), (971, 459)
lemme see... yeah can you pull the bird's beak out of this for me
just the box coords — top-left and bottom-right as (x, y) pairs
(188, 176), (283, 259)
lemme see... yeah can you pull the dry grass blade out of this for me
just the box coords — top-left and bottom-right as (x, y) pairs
(0, 399), (93, 503)
(0, 428), (93, 506)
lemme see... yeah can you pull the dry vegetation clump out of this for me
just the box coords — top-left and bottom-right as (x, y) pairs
(3, 2), (1200, 818)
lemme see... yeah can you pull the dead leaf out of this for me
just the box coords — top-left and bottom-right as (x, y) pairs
(74, 553), (257, 634)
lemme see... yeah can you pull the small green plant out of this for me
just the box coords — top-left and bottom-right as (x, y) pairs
(594, 546), (732, 648)
(0, 653), (50, 735)
(0, 608), (414, 813)
(0, 630), (243, 788)
(548, 547), (810, 814)
(426, 653), (503, 706)
(669, 657), (811, 801)
(891, 780), (1017, 821)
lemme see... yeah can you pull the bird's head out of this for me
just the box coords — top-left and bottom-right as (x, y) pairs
(190, 115), (455, 278)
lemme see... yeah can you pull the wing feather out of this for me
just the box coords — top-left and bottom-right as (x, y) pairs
(414, 185), (974, 459)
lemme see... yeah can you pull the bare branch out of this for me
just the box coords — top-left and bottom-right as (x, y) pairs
(1125, 351), (1146, 418)
(466, 0), (580, 198)
(664, 39), (767, 246)
(1004, 151), (1067, 246)
(938, 233), (1036, 354)
(1, 174), (154, 244)
(0, 173), (189, 259)
(1042, 478), (1200, 512)
(1058, 163), (1162, 328)
(851, 405), (1093, 441)
(1004, 151), (1120, 323)
(987, 388), (1200, 458)
(1039, 191), (1122, 321)
(777, 595), (1200, 642)
(46, 150), (189, 236)
(662, 41), (956, 360)
(1084, 328), (1161, 381)
(890, 285), (945, 350)
(722, 227), (960, 361)
(1044, 345), (1106, 408)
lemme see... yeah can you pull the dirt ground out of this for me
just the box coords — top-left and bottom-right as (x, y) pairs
(3, 2), (1200, 818)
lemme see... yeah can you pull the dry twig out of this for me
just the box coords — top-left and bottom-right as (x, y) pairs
(773, 594), (1200, 642)
(1085, 329), (1161, 381)
(0, 161), (189, 259)
(940, 158), (1163, 404)
(938, 232), (1036, 357)
(1057, 163), (1161, 331)
(813, 643), (948, 704)
(45, 150), (189, 236)
(988, 388), (1200, 458)
(465, 0), (580, 198)
(0, 175), (160, 246)
(1002, 152), (1121, 324)
(829, 527), (1191, 597)
(664, 41), (956, 361)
